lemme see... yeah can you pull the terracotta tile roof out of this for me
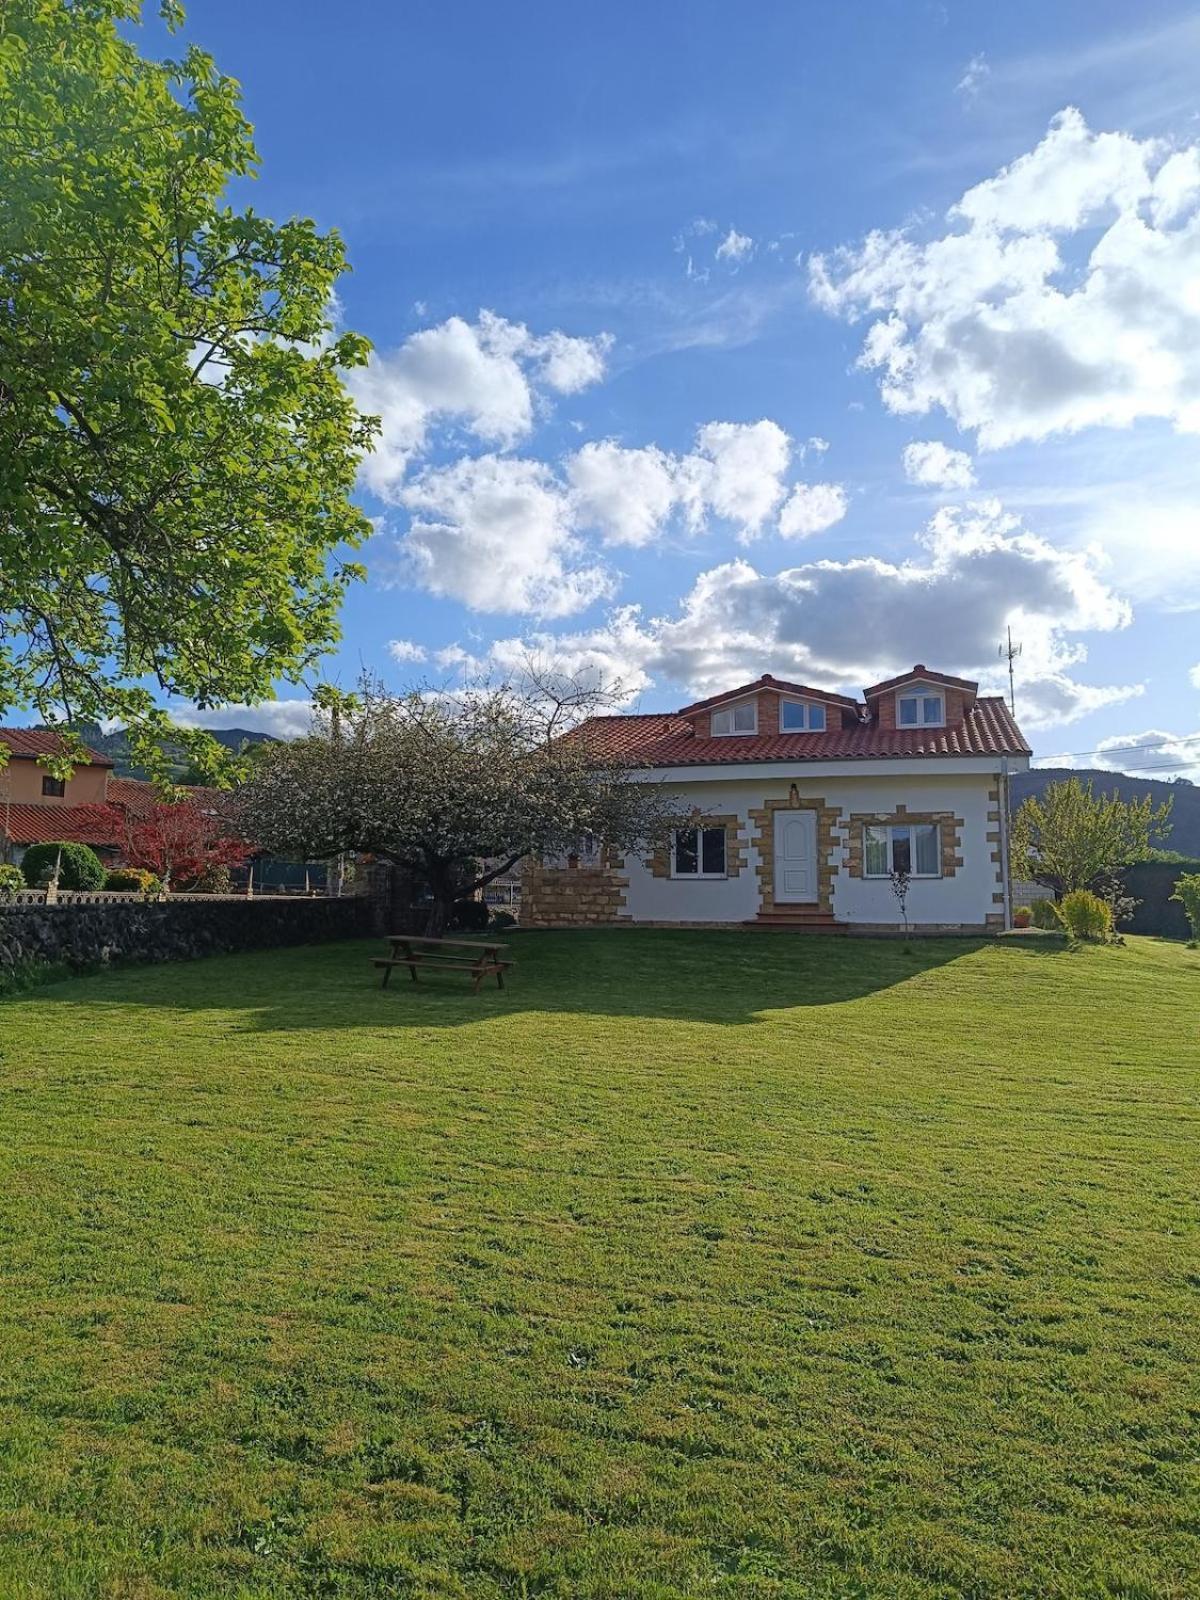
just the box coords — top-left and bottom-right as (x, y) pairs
(0, 727), (114, 766)
(678, 674), (861, 715)
(573, 695), (1030, 766)
(863, 665), (979, 697)
(106, 777), (161, 815)
(1, 803), (119, 846)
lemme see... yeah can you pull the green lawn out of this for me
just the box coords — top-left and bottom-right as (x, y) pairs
(0, 932), (1197, 1599)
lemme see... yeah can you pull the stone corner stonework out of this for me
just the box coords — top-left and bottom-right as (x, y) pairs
(521, 850), (629, 927)
(747, 793), (841, 914)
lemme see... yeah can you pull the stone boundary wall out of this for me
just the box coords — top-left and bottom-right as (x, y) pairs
(0, 895), (373, 978)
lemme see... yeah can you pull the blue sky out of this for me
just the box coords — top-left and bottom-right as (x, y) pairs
(160, 2), (1200, 777)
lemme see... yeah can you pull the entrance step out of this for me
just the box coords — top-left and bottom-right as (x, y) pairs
(748, 908), (844, 932)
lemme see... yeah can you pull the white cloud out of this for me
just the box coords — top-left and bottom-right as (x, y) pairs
(716, 228), (755, 264)
(777, 481), (849, 538)
(956, 53), (990, 99)
(387, 639), (428, 664)
(803, 436), (830, 457)
(902, 440), (977, 489)
(396, 454), (614, 618)
(694, 420), (789, 534)
(810, 108), (1200, 448)
(169, 700), (316, 740)
(1082, 497), (1200, 611)
(351, 310), (611, 497)
(1192, 663), (1200, 688)
(465, 500), (1139, 728)
(1085, 728), (1200, 780)
(566, 440), (682, 547)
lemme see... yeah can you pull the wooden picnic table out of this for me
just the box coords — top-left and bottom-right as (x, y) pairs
(374, 933), (514, 994)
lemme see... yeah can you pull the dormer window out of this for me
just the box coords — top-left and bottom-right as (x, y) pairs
(780, 699), (826, 733)
(711, 701), (757, 736)
(898, 692), (944, 728)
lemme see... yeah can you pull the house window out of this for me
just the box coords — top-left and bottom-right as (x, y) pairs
(780, 699), (826, 733)
(711, 701), (757, 736)
(673, 825), (727, 878)
(897, 692), (944, 728)
(864, 823), (941, 878)
(41, 776), (66, 797)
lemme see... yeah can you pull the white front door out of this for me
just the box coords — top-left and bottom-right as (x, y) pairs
(773, 808), (818, 903)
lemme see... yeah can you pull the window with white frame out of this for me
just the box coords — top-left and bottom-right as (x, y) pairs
(897, 691), (944, 728)
(863, 822), (941, 878)
(779, 698), (826, 732)
(672, 825), (727, 877)
(710, 700), (757, 736)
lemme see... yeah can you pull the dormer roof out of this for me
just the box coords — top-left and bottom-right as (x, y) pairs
(863, 665), (979, 699)
(677, 674), (860, 716)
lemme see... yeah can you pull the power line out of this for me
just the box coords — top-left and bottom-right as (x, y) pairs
(1032, 730), (1200, 764)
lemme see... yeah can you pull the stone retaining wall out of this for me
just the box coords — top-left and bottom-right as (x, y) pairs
(0, 895), (373, 978)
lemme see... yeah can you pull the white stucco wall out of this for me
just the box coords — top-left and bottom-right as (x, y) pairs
(618, 769), (1003, 927)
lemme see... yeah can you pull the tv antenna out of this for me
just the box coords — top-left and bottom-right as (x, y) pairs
(999, 626), (1022, 716)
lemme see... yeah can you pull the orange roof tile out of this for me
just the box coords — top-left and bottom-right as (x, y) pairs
(0, 728), (114, 766)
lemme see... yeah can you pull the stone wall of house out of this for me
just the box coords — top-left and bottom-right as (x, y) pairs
(521, 850), (628, 926)
(0, 894), (373, 978)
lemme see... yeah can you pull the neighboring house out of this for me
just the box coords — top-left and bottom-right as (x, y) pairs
(522, 666), (1031, 933)
(0, 728), (122, 865)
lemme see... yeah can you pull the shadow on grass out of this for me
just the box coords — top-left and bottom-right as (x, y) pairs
(17, 928), (1070, 1032)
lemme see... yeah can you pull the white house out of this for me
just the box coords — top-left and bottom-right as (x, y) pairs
(522, 666), (1030, 933)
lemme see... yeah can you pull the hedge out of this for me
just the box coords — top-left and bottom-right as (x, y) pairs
(1119, 860), (1200, 939)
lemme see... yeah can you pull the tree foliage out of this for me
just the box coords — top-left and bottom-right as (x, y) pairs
(235, 675), (682, 934)
(103, 797), (249, 891)
(0, 0), (377, 778)
(20, 840), (106, 890)
(1012, 777), (1174, 898)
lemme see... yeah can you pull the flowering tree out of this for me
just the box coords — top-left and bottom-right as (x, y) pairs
(104, 799), (250, 892)
(1012, 778), (1173, 898)
(235, 675), (682, 934)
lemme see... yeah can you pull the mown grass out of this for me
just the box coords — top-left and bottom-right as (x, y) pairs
(0, 931), (1197, 1599)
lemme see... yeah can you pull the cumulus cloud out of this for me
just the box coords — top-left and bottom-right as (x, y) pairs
(387, 639), (428, 664)
(902, 440), (977, 489)
(1192, 663), (1200, 688)
(810, 108), (1200, 448)
(716, 227), (755, 264)
(777, 481), (849, 538)
(1075, 728), (1200, 780)
(350, 310), (611, 497)
(169, 700), (316, 740)
(566, 420), (843, 546)
(452, 501), (1139, 727)
(395, 454), (614, 618)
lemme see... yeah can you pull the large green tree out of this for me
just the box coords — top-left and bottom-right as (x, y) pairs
(1012, 777), (1174, 898)
(0, 0), (377, 776)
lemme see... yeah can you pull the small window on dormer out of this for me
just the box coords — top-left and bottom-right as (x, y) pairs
(711, 701), (757, 736)
(41, 775), (66, 797)
(898, 693), (944, 728)
(780, 699), (826, 733)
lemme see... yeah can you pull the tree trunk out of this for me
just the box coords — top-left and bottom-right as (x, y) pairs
(424, 896), (450, 937)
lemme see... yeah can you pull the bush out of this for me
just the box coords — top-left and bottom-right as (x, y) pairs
(0, 863), (25, 899)
(105, 867), (161, 895)
(449, 897), (489, 932)
(184, 864), (232, 894)
(1012, 905), (1033, 929)
(1054, 889), (1114, 943)
(21, 841), (106, 890)
(489, 909), (517, 931)
(1170, 872), (1200, 945)
(1030, 898), (1060, 930)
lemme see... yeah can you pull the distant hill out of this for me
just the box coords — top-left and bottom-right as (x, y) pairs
(1012, 767), (1200, 859)
(53, 723), (277, 780)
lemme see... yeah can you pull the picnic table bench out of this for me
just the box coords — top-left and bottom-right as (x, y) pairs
(374, 933), (513, 994)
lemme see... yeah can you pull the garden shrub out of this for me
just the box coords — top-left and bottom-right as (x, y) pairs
(1012, 905), (1033, 929)
(449, 898), (489, 932)
(105, 867), (161, 895)
(184, 864), (233, 894)
(1030, 898), (1060, 930)
(20, 841), (105, 890)
(489, 909), (517, 931)
(1170, 872), (1200, 945)
(0, 863), (25, 899)
(1054, 889), (1114, 943)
